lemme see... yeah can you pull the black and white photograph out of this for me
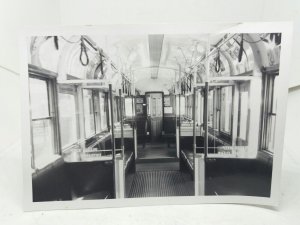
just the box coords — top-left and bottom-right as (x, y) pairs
(20, 23), (292, 210)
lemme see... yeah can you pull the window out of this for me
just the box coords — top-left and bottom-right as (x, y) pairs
(58, 86), (78, 149)
(82, 90), (108, 138)
(239, 92), (248, 140)
(30, 78), (50, 118)
(29, 77), (57, 169)
(83, 89), (95, 138)
(124, 97), (133, 117)
(208, 89), (220, 130)
(261, 74), (277, 153)
(220, 86), (232, 134)
(185, 95), (193, 119)
(176, 95), (185, 116)
(93, 92), (101, 133)
(237, 84), (250, 144)
(207, 90), (215, 127)
(113, 97), (120, 122)
(99, 92), (108, 130)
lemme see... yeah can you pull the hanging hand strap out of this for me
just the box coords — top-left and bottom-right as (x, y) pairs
(79, 37), (89, 66)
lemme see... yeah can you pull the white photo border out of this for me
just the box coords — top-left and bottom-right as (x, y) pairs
(20, 22), (293, 211)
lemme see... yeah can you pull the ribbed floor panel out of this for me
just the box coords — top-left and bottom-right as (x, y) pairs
(137, 141), (176, 159)
(128, 171), (194, 198)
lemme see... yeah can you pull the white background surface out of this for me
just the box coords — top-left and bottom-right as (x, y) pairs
(0, 0), (300, 224)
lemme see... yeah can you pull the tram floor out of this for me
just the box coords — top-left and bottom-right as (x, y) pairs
(126, 158), (193, 198)
(205, 172), (272, 197)
(126, 159), (271, 198)
(137, 140), (177, 159)
(128, 170), (194, 198)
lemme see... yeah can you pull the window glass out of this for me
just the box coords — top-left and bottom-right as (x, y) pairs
(29, 78), (49, 119)
(207, 90), (214, 127)
(239, 91), (249, 140)
(83, 89), (95, 138)
(220, 86), (232, 133)
(112, 97), (119, 122)
(176, 95), (185, 116)
(93, 92), (101, 133)
(125, 98), (133, 117)
(29, 76), (56, 169)
(32, 119), (54, 164)
(58, 92), (77, 148)
(99, 93), (107, 130)
(181, 96), (185, 116)
(261, 76), (276, 152)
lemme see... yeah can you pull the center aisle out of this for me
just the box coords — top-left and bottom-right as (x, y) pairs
(128, 162), (194, 198)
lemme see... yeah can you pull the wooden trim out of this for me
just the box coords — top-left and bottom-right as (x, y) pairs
(28, 64), (58, 79)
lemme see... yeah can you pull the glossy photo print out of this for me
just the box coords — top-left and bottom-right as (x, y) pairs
(20, 23), (293, 211)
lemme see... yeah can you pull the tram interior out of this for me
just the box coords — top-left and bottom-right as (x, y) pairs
(27, 32), (282, 201)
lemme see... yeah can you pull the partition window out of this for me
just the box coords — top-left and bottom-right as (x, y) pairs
(58, 86), (78, 149)
(83, 89), (96, 138)
(99, 92), (108, 131)
(220, 86), (232, 134)
(93, 91), (102, 134)
(237, 84), (249, 145)
(125, 97), (134, 117)
(113, 97), (120, 122)
(176, 95), (186, 116)
(207, 90), (215, 128)
(186, 95), (193, 119)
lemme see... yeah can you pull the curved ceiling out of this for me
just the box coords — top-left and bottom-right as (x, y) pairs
(90, 34), (210, 92)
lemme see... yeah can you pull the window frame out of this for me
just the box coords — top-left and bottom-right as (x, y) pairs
(82, 89), (110, 141)
(236, 82), (250, 146)
(57, 84), (80, 151)
(82, 88), (97, 139)
(219, 86), (233, 138)
(29, 65), (61, 170)
(260, 68), (278, 154)
(207, 85), (234, 144)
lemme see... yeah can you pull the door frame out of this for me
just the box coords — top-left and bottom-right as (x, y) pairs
(144, 91), (165, 134)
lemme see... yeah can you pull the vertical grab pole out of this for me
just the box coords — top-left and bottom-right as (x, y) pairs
(195, 85), (206, 196)
(175, 71), (179, 158)
(178, 64), (182, 157)
(133, 96), (137, 160)
(204, 82), (209, 157)
(109, 84), (116, 198)
(119, 89), (124, 157)
(192, 88), (197, 156)
(192, 87), (197, 193)
(109, 84), (115, 160)
(115, 88), (125, 198)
